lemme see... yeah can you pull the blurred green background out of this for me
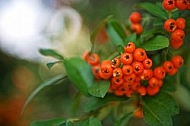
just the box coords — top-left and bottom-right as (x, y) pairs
(0, 0), (190, 126)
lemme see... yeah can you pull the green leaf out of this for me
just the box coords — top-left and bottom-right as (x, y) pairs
(106, 19), (126, 48)
(143, 92), (179, 126)
(88, 80), (110, 98)
(114, 112), (133, 126)
(64, 57), (94, 96)
(22, 75), (66, 115)
(136, 2), (168, 20)
(75, 117), (102, 126)
(126, 33), (137, 44)
(46, 61), (61, 69)
(161, 76), (176, 92)
(90, 15), (113, 43)
(39, 49), (64, 61)
(30, 118), (66, 126)
(141, 35), (169, 51)
(153, 18), (164, 27)
(84, 94), (127, 112)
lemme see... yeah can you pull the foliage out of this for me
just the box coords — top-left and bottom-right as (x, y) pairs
(24, 1), (190, 126)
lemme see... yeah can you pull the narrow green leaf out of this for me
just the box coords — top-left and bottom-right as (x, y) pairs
(84, 94), (127, 112)
(30, 118), (66, 126)
(106, 19), (126, 47)
(39, 49), (64, 61)
(88, 80), (110, 98)
(22, 75), (66, 115)
(141, 35), (169, 51)
(126, 33), (137, 44)
(114, 112), (133, 126)
(46, 61), (61, 69)
(64, 57), (94, 96)
(136, 2), (168, 20)
(153, 18), (164, 27)
(143, 92), (179, 126)
(90, 15), (113, 43)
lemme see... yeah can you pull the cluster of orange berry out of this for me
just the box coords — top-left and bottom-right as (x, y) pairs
(162, 0), (190, 10)
(129, 12), (143, 35)
(83, 42), (184, 97)
(164, 17), (186, 49)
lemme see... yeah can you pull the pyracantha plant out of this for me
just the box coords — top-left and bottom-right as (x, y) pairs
(23, 0), (190, 126)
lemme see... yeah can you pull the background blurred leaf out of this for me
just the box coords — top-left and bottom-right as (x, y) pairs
(30, 118), (66, 126)
(22, 75), (66, 115)
(90, 15), (113, 43)
(75, 117), (102, 126)
(113, 112), (133, 126)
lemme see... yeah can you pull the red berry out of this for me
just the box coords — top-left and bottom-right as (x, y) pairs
(131, 23), (143, 35)
(153, 66), (166, 80)
(171, 55), (184, 68)
(171, 29), (185, 42)
(163, 61), (174, 73)
(124, 42), (136, 53)
(133, 48), (147, 62)
(176, 0), (187, 10)
(132, 62), (144, 75)
(170, 39), (184, 49)
(162, 0), (176, 10)
(176, 17), (186, 29)
(164, 19), (177, 32)
(129, 12), (141, 23)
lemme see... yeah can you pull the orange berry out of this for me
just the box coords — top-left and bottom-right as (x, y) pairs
(111, 77), (124, 86)
(133, 48), (147, 62)
(122, 65), (133, 76)
(176, 17), (186, 29)
(131, 23), (143, 35)
(137, 86), (147, 96)
(143, 58), (153, 69)
(171, 55), (184, 68)
(163, 61), (174, 73)
(129, 12), (141, 23)
(111, 57), (121, 68)
(153, 66), (166, 80)
(134, 108), (143, 118)
(164, 19), (177, 32)
(168, 67), (178, 76)
(87, 53), (100, 66)
(140, 69), (153, 80)
(132, 61), (144, 75)
(148, 77), (159, 87)
(124, 42), (136, 53)
(113, 68), (123, 78)
(120, 53), (133, 65)
(147, 86), (160, 96)
(124, 73), (136, 83)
